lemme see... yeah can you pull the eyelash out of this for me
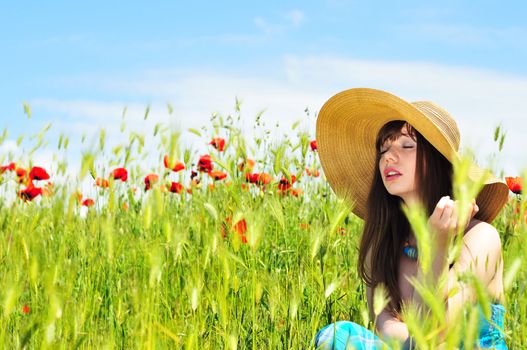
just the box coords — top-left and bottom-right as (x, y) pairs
(380, 145), (414, 155)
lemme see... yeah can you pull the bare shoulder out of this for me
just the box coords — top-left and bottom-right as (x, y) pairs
(455, 219), (502, 283)
(463, 219), (502, 253)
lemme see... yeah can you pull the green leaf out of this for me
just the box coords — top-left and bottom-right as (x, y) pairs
(402, 203), (432, 274)
(154, 123), (161, 137)
(203, 202), (218, 221)
(373, 284), (390, 316)
(280, 166), (291, 184)
(407, 276), (446, 323)
(265, 196), (285, 230)
(99, 128), (106, 152)
(291, 120), (300, 130)
(209, 153), (228, 171)
(273, 145), (285, 175)
(463, 306), (480, 350)
(58, 133), (63, 149)
(503, 257), (522, 290)
(327, 199), (350, 236)
(493, 125), (500, 142)
(80, 152), (95, 180)
(23, 101), (31, 119)
(0, 128), (7, 144)
(499, 133), (505, 152)
(235, 97), (242, 112)
(144, 104), (151, 120)
(188, 128), (202, 137)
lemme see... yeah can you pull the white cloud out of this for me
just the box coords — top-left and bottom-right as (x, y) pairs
(399, 22), (527, 49)
(0, 139), (18, 155)
(285, 10), (305, 27)
(28, 56), (527, 177)
(253, 17), (281, 36)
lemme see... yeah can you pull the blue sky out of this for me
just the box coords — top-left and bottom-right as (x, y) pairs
(1, 1), (526, 177)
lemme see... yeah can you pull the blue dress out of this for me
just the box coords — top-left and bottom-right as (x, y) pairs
(315, 303), (507, 349)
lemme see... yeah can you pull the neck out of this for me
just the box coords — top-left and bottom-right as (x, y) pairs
(407, 232), (417, 246)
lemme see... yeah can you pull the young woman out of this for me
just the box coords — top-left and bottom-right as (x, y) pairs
(314, 88), (509, 349)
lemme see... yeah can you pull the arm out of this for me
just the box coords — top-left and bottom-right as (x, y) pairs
(411, 196), (457, 307)
(410, 196), (502, 316)
(364, 247), (410, 342)
(367, 284), (410, 342)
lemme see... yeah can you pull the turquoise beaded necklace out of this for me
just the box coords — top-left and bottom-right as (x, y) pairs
(403, 240), (418, 260)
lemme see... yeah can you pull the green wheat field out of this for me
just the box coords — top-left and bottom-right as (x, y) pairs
(1, 104), (526, 349)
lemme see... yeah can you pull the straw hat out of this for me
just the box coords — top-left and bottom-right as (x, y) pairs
(316, 88), (509, 223)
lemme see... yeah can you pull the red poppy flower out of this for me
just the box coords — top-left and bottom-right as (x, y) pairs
(144, 173), (159, 191)
(238, 159), (255, 172)
(258, 173), (272, 186)
(310, 140), (317, 151)
(233, 219), (248, 243)
(19, 183), (42, 201)
(198, 155), (213, 173)
(29, 166), (50, 181)
(278, 175), (296, 191)
(305, 167), (320, 177)
(169, 181), (184, 194)
(95, 177), (109, 188)
(222, 216), (248, 243)
(290, 188), (303, 197)
(82, 198), (95, 207)
(164, 155), (186, 172)
(209, 137), (226, 152)
(505, 176), (523, 194)
(113, 167), (128, 182)
(0, 162), (16, 174)
(22, 305), (30, 314)
(245, 172), (259, 184)
(209, 170), (227, 181)
(16, 168), (27, 183)
(299, 223), (310, 230)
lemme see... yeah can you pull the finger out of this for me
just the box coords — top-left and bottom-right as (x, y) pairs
(450, 202), (459, 233)
(471, 202), (479, 219)
(432, 196), (450, 221)
(439, 199), (454, 222)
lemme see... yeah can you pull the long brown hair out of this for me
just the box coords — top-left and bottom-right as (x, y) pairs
(357, 120), (453, 316)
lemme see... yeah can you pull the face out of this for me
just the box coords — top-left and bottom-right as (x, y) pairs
(378, 124), (418, 204)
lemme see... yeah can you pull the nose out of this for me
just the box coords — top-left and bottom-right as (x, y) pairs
(382, 147), (399, 163)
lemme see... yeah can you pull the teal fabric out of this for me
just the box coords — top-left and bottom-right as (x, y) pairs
(475, 303), (507, 349)
(315, 303), (507, 349)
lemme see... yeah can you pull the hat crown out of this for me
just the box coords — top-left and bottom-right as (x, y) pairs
(410, 101), (460, 151)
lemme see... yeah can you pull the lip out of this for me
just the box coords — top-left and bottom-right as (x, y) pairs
(383, 167), (402, 179)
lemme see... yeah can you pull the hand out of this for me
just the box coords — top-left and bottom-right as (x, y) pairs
(427, 196), (479, 247)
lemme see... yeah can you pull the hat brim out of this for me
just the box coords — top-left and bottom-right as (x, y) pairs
(316, 88), (508, 223)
